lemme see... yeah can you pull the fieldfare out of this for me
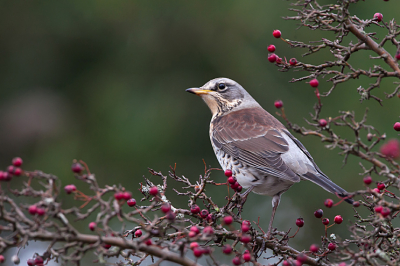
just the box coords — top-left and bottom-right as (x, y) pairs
(186, 77), (352, 238)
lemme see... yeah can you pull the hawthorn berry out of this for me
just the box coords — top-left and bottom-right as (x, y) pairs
(149, 186), (158, 196)
(353, 201), (360, 207)
(324, 199), (334, 208)
(322, 218), (330, 225)
(193, 247), (203, 257)
(334, 215), (343, 224)
(145, 239), (152, 246)
(319, 119), (327, 127)
(240, 234), (252, 244)
(127, 198), (136, 207)
(207, 213), (214, 222)
(188, 230), (197, 237)
(243, 252), (251, 262)
(103, 243), (112, 249)
(295, 218), (304, 227)
(268, 54), (277, 63)
(309, 79), (319, 88)
(282, 261), (290, 266)
(367, 133), (373, 141)
(64, 184), (77, 194)
(394, 122), (400, 131)
(166, 211), (176, 221)
(297, 253), (307, 264)
(230, 181), (239, 190)
(289, 58), (297, 66)
(114, 192), (123, 200)
(28, 205), (38, 215)
(380, 139), (400, 159)
(223, 215), (233, 225)
(135, 229), (142, 237)
(37, 208), (46, 216)
(11, 255), (19, 264)
(13, 168), (22, 176)
(274, 100), (283, 109)
(159, 203), (170, 213)
(203, 226), (214, 235)
(276, 57), (282, 64)
(236, 185), (243, 192)
(372, 188), (381, 194)
(12, 157), (23, 167)
(89, 222), (96, 231)
(373, 13), (383, 22)
(71, 162), (83, 173)
(222, 244), (232, 254)
(314, 209), (323, 218)
(328, 243), (336, 251)
(374, 205), (383, 213)
(377, 182), (386, 190)
(227, 176), (236, 184)
(190, 204), (200, 214)
(267, 44), (276, 53)
(224, 169), (233, 177)
(121, 192), (131, 200)
(363, 176), (372, 185)
(7, 165), (14, 174)
(190, 242), (199, 250)
(34, 256), (43, 264)
(0, 255), (4, 263)
(232, 256), (242, 265)
(381, 207), (391, 217)
(0, 172), (12, 181)
(27, 259), (35, 266)
(200, 209), (209, 218)
(396, 52), (400, 60)
(310, 244), (319, 253)
(272, 29), (281, 38)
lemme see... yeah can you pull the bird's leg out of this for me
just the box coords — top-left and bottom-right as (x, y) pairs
(236, 185), (254, 216)
(265, 195), (280, 240)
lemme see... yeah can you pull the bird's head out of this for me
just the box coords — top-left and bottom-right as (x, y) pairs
(186, 78), (259, 117)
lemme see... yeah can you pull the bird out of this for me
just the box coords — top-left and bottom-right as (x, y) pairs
(186, 77), (353, 238)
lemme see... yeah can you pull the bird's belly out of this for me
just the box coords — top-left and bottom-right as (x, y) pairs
(213, 148), (293, 197)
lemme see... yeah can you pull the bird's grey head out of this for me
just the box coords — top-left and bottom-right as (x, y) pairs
(186, 78), (260, 117)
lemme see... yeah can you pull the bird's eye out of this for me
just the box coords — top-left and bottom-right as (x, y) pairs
(218, 83), (226, 90)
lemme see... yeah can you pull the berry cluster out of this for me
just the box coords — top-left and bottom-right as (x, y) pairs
(225, 169), (243, 193)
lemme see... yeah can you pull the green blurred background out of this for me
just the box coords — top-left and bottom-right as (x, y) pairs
(1, 0), (399, 264)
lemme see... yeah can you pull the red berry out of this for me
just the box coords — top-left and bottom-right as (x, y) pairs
(203, 226), (214, 235)
(319, 119), (327, 127)
(310, 244), (319, 253)
(13, 168), (22, 176)
(268, 54), (277, 63)
(193, 247), (203, 258)
(36, 208), (46, 216)
(363, 176), (372, 185)
(232, 256), (242, 265)
(295, 218), (304, 227)
(135, 229), (142, 237)
(190, 226), (200, 234)
(314, 209), (323, 218)
(0, 255), (4, 263)
(276, 57), (282, 64)
(34, 256), (43, 264)
(222, 244), (233, 254)
(149, 186), (158, 196)
(145, 239), (152, 246)
(324, 199), (334, 208)
(394, 122), (400, 131)
(166, 211), (176, 221)
(297, 253), (307, 263)
(27, 258), (35, 266)
(267, 44), (276, 52)
(200, 209), (209, 218)
(353, 201), (360, 207)
(121, 192), (131, 200)
(322, 218), (330, 225)
(103, 243), (111, 249)
(89, 222), (96, 231)
(0, 172), (12, 181)
(374, 205), (383, 213)
(7, 165), (14, 174)
(372, 188), (381, 194)
(272, 30), (281, 38)
(188, 231), (196, 238)
(240, 234), (251, 244)
(190, 204), (200, 214)
(114, 192), (123, 200)
(230, 181), (239, 190)
(243, 252), (251, 262)
(190, 242), (199, 250)
(223, 215), (233, 225)
(373, 13), (383, 22)
(161, 203), (171, 213)
(381, 207), (391, 217)
(328, 243), (336, 251)
(396, 53), (400, 60)
(377, 183), (386, 190)
(282, 261), (290, 266)
(28, 205), (37, 215)
(289, 58), (297, 66)
(71, 162), (83, 173)
(309, 79), (319, 88)
(242, 220), (251, 232)
(227, 176), (236, 184)
(127, 198), (136, 207)
(64, 184), (77, 194)
(224, 169), (233, 177)
(334, 215), (343, 224)
(236, 185), (243, 192)
(367, 133), (373, 141)
(274, 100), (283, 109)
(12, 157), (23, 167)
(380, 139), (400, 159)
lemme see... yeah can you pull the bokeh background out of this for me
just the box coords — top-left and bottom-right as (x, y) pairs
(1, 0), (399, 265)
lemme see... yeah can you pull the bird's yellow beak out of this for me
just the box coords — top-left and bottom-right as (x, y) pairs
(186, 88), (212, 96)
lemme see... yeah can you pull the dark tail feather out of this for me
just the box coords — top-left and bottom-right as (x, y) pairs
(303, 172), (353, 204)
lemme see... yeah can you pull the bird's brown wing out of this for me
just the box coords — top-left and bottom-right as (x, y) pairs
(211, 108), (300, 183)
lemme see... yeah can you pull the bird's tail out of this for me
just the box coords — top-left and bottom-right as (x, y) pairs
(302, 172), (353, 204)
